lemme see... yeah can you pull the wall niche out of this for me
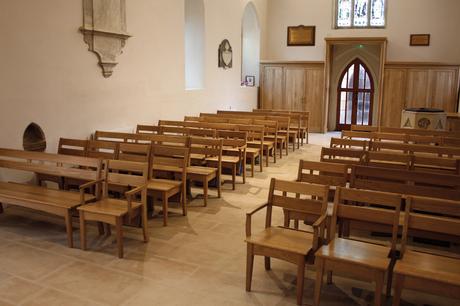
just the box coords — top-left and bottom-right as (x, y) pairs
(80, 0), (131, 78)
(23, 123), (46, 152)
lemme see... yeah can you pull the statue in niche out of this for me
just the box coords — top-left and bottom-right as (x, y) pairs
(80, 0), (131, 78)
(218, 39), (233, 69)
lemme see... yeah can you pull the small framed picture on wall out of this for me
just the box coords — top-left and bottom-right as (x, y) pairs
(245, 76), (255, 87)
(287, 25), (315, 46)
(410, 34), (430, 46)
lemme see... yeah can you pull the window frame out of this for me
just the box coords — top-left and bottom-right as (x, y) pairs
(334, 0), (387, 29)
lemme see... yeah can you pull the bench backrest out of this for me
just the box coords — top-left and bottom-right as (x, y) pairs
(117, 143), (151, 163)
(58, 138), (88, 157)
(0, 148), (102, 182)
(350, 165), (460, 200)
(320, 147), (364, 165)
(136, 124), (161, 134)
(361, 151), (412, 170)
(102, 159), (148, 197)
(330, 137), (368, 150)
(87, 140), (119, 160)
(297, 160), (348, 187)
(150, 145), (189, 181)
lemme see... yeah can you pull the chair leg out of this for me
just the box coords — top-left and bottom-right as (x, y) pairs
(217, 175), (222, 198)
(264, 256), (271, 270)
(259, 153), (263, 172)
(182, 186), (187, 216)
(79, 213), (86, 251)
(163, 193), (168, 226)
(374, 271), (385, 306)
(392, 274), (404, 306)
(105, 224), (112, 237)
(142, 203), (149, 243)
(203, 178), (208, 207)
(296, 257), (306, 305)
(327, 271), (333, 284)
(251, 157), (255, 177)
(115, 217), (123, 258)
(294, 219), (299, 230)
(265, 148), (269, 167)
(0, 203), (3, 214)
(232, 164), (236, 190)
(97, 222), (105, 235)
(64, 210), (73, 248)
(246, 244), (254, 291)
(314, 258), (325, 306)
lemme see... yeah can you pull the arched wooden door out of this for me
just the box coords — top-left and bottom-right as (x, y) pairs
(336, 58), (374, 130)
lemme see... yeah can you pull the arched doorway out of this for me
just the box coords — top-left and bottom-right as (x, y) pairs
(336, 58), (374, 130)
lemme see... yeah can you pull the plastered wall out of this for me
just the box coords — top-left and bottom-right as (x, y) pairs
(0, 0), (268, 151)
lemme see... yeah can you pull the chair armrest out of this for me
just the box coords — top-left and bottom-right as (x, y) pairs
(125, 184), (147, 220)
(246, 203), (268, 237)
(125, 184), (147, 198)
(312, 214), (328, 250)
(79, 178), (105, 205)
(79, 178), (105, 191)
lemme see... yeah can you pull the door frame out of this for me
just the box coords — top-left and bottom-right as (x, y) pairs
(323, 37), (387, 132)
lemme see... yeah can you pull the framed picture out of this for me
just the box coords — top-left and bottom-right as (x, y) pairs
(287, 25), (315, 46)
(410, 34), (430, 46)
(245, 75), (255, 87)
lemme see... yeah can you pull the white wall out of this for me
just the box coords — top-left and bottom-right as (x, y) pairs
(242, 3), (261, 86)
(0, 0), (268, 151)
(185, 0), (205, 89)
(266, 0), (460, 63)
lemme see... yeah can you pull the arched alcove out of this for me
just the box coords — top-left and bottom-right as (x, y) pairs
(241, 2), (260, 87)
(23, 123), (46, 152)
(185, 0), (205, 90)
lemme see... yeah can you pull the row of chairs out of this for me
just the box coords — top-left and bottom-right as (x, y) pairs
(246, 164), (460, 305)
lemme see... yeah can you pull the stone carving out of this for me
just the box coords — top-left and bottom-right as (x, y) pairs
(218, 40), (233, 69)
(80, 0), (131, 78)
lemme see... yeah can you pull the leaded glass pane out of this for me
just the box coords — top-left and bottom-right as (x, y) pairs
(358, 65), (366, 89)
(339, 92), (347, 124)
(357, 92), (364, 125)
(341, 72), (348, 88)
(363, 93), (371, 125)
(370, 0), (385, 26)
(365, 73), (371, 89)
(337, 0), (352, 27)
(346, 92), (353, 124)
(353, 0), (369, 27)
(347, 65), (355, 88)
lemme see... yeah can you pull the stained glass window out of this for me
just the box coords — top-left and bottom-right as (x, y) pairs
(336, 0), (386, 28)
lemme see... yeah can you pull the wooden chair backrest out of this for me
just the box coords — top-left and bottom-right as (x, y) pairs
(370, 140), (460, 158)
(184, 116), (203, 122)
(160, 126), (189, 136)
(87, 140), (119, 160)
(443, 137), (460, 147)
(401, 196), (460, 256)
(150, 145), (189, 181)
(158, 120), (202, 129)
(237, 124), (265, 142)
(189, 137), (223, 167)
(297, 160), (348, 187)
(94, 131), (152, 144)
(407, 134), (440, 145)
(330, 137), (368, 150)
(320, 147), (364, 165)
(117, 143), (151, 163)
(267, 178), (329, 228)
(103, 159), (148, 197)
(350, 125), (378, 132)
(350, 165), (460, 200)
(136, 124), (161, 134)
(331, 187), (401, 251)
(216, 130), (247, 148)
(188, 128), (216, 138)
(411, 155), (460, 174)
(204, 122), (238, 131)
(0, 148), (102, 182)
(381, 126), (460, 138)
(361, 151), (412, 170)
(57, 138), (88, 157)
(253, 119), (278, 135)
(228, 118), (253, 125)
(202, 116), (230, 124)
(341, 130), (373, 140)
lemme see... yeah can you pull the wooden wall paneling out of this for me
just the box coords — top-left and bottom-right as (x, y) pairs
(260, 66), (284, 109)
(304, 68), (325, 132)
(284, 67), (305, 111)
(381, 68), (407, 127)
(405, 69), (430, 108)
(430, 69), (457, 112)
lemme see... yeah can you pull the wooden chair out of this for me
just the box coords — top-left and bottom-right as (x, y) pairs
(188, 127), (216, 138)
(350, 125), (378, 132)
(284, 160), (348, 235)
(207, 130), (247, 190)
(160, 126), (189, 136)
(246, 178), (329, 305)
(330, 137), (368, 150)
(361, 151), (412, 170)
(187, 137), (223, 206)
(86, 140), (119, 159)
(238, 124), (264, 176)
(117, 143), (151, 163)
(253, 119), (277, 164)
(78, 160), (149, 258)
(136, 124), (161, 134)
(411, 155), (460, 174)
(147, 145), (189, 226)
(314, 187), (402, 306)
(320, 147), (364, 165)
(392, 196), (460, 306)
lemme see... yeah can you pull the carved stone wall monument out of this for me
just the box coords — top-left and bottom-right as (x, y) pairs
(80, 0), (131, 78)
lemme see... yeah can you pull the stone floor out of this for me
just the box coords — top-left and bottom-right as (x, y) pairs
(0, 133), (457, 306)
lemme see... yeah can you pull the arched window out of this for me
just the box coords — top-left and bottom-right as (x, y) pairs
(241, 3), (260, 87)
(336, 58), (374, 130)
(336, 0), (386, 28)
(184, 0), (205, 89)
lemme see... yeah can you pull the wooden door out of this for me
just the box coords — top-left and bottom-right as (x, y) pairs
(381, 68), (406, 127)
(336, 58), (374, 130)
(285, 68), (306, 111)
(305, 68), (325, 131)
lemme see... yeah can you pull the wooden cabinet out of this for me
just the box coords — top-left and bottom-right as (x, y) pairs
(382, 63), (459, 127)
(260, 62), (325, 132)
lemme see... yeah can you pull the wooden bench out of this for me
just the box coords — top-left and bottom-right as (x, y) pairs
(320, 147), (364, 165)
(330, 137), (368, 150)
(0, 148), (102, 247)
